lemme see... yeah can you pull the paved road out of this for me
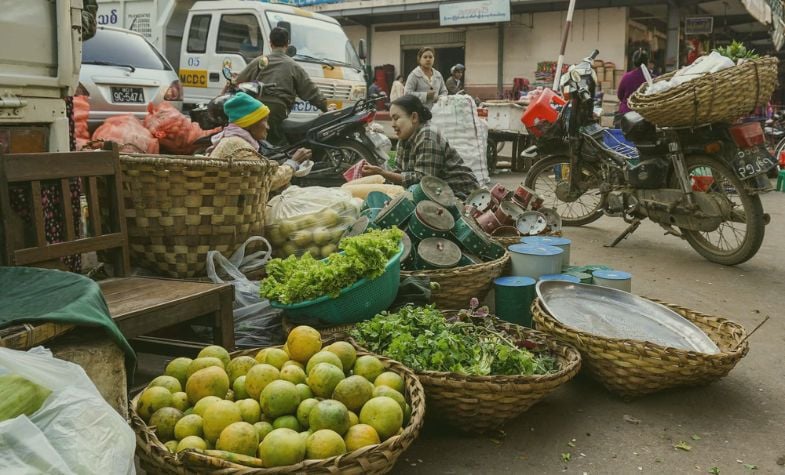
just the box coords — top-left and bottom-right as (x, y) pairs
(392, 173), (785, 475)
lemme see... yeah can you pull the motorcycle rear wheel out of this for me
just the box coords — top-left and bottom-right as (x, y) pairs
(676, 155), (765, 266)
(524, 155), (605, 226)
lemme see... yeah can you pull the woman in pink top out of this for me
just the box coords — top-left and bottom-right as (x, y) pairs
(616, 49), (650, 117)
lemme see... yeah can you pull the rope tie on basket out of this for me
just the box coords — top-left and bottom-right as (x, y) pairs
(691, 85), (699, 128)
(752, 61), (761, 109)
(706, 73), (716, 125)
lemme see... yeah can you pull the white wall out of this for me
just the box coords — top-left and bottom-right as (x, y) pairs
(358, 7), (628, 90)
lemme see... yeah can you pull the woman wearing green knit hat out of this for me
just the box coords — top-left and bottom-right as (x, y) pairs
(209, 92), (311, 190)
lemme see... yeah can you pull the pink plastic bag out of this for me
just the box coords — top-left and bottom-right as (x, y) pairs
(91, 114), (159, 154)
(144, 102), (220, 155)
(72, 96), (91, 150)
(343, 159), (368, 182)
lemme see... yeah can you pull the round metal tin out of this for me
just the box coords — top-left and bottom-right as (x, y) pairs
(418, 237), (462, 269)
(363, 191), (391, 211)
(458, 252), (482, 267)
(479, 241), (506, 261)
(465, 188), (493, 212)
(451, 217), (474, 242)
(512, 185), (538, 209)
(539, 273), (581, 283)
(375, 193), (415, 229)
(539, 207), (562, 233)
(456, 217), (497, 258)
(516, 211), (548, 236)
(342, 216), (370, 239)
(414, 200), (454, 232)
(495, 200), (525, 226)
(414, 176), (456, 208)
(476, 209), (503, 234)
(490, 183), (511, 203)
(446, 197), (462, 221)
(400, 232), (413, 263)
(359, 208), (382, 228)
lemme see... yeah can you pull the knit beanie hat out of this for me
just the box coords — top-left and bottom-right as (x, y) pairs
(223, 92), (270, 128)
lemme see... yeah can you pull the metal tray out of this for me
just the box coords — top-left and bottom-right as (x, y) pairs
(536, 281), (720, 354)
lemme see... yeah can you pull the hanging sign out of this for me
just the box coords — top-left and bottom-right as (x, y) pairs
(685, 16), (714, 35)
(439, 0), (511, 26)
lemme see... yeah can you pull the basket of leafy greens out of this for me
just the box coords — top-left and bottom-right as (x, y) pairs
(350, 302), (582, 433)
(262, 228), (404, 325)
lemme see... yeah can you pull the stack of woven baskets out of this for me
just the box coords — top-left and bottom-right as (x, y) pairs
(120, 154), (278, 278)
(628, 56), (778, 127)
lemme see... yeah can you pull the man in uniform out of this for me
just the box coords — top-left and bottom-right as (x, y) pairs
(236, 27), (328, 145)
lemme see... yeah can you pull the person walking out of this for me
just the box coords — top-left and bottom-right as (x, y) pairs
(404, 47), (447, 109)
(390, 75), (405, 102)
(446, 64), (465, 95)
(236, 27), (328, 145)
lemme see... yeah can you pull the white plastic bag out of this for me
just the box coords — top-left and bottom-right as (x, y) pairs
(431, 94), (490, 186)
(0, 347), (136, 475)
(265, 186), (358, 258)
(207, 238), (284, 348)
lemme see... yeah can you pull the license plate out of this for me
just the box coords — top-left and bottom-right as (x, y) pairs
(110, 87), (144, 104)
(731, 147), (776, 179)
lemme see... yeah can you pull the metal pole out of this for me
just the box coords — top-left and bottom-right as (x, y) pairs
(498, 23), (505, 98)
(552, 0), (577, 90)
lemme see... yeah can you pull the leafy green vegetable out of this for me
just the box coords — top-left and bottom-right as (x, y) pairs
(261, 227), (403, 304)
(714, 41), (759, 61)
(674, 441), (692, 451)
(350, 305), (556, 376)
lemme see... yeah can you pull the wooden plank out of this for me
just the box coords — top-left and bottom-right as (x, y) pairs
(0, 160), (15, 266)
(60, 178), (75, 242)
(87, 176), (102, 237)
(109, 150), (130, 275)
(129, 336), (209, 358)
(215, 286), (235, 350)
(30, 181), (46, 248)
(13, 233), (125, 266)
(111, 295), (223, 339)
(3, 152), (115, 182)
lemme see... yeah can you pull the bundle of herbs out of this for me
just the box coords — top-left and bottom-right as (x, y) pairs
(261, 227), (403, 304)
(350, 302), (557, 376)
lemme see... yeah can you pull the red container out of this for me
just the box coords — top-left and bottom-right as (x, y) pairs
(512, 186), (537, 209)
(522, 89), (567, 137)
(779, 149), (785, 168)
(729, 122), (765, 149)
(476, 210), (503, 234)
(490, 183), (510, 203)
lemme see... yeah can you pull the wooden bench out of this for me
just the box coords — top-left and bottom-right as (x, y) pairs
(0, 145), (235, 355)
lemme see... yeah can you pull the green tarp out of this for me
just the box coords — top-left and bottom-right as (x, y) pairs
(0, 267), (136, 377)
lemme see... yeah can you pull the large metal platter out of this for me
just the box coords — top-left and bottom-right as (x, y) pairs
(536, 281), (720, 354)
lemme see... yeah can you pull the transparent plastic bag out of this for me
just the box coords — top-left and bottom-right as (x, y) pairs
(0, 347), (136, 475)
(266, 186), (358, 258)
(206, 237), (284, 348)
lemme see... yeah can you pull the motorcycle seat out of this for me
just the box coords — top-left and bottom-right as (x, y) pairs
(282, 107), (355, 136)
(621, 111), (656, 142)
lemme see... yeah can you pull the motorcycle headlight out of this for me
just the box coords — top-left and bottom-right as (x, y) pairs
(570, 69), (582, 83)
(350, 85), (367, 101)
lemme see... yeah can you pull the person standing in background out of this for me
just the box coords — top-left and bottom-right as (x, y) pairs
(390, 75), (405, 102)
(445, 64), (465, 95)
(404, 47), (447, 109)
(616, 49), (650, 123)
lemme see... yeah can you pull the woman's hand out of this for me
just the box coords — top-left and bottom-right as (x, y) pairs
(362, 164), (385, 177)
(291, 148), (312, 164)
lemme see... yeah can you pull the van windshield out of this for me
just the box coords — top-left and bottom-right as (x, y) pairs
(265, 12), (361, 70)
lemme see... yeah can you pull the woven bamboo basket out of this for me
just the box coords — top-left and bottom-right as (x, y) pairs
(281, 317), (354, 339)
(401, 251), (510, 309)
(628, 56), (778, 127)
(130, 339), (426, 475)
(531, 297), (749, 398)
(408, 316), (581, 433)
(120, 154), (277, 278)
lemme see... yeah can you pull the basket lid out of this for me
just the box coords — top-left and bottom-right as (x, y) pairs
(415, 200), (455, 231)
(592, 270), (632, 280)
(466, 188), (493, 210)
(420, 176), (456, 208)
(401, 232), (413, 262)
(508, 243), (563, 256)
(418, 237), (461, 268)
(494, 276), (536, 287)
(521, 236), (571, 246)
(539, 273), (581, 283)
(364, 191), (391, 211)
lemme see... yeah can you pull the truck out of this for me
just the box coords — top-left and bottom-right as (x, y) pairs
(0, 0), (84, 153)
(95, 0), (368, 117)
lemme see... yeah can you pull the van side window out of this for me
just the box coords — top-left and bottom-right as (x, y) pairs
(187, 15), (211, 53)
(217, 14), (264, 61)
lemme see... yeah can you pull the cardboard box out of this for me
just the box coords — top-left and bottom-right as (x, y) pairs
(614, 69), (625, 89)
(601, 81), (613, 91)
(604, 69), (615, 83)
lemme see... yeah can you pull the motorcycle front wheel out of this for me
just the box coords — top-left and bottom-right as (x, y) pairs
(524, 155), (605, 226)
(675, 155), (765, 266)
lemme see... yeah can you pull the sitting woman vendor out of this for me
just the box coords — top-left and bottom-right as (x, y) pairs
(361, 94), (479, 199)
(208, 92), (311, 190)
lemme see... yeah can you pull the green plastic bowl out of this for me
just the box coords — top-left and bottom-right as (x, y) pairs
(270, 245), (403, 325)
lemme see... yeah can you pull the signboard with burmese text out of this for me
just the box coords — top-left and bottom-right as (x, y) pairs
(439, 0), (511, 26)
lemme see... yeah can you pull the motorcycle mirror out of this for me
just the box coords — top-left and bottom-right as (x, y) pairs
(357, 39), (367, 60)
(222, 67), (233, 81)
(239, 82), (262, 97)
(286, 45), (297, 57)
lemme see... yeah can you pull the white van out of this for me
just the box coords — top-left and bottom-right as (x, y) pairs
(179, 1), (367, 118)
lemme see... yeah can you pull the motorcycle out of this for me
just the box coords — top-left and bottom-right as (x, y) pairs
(190, 68), (388, 187)
(523, 49), (776, 265)
(764, 112), (784, 177)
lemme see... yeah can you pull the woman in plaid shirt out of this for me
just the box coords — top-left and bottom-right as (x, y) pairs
(362, 95), (479, 199)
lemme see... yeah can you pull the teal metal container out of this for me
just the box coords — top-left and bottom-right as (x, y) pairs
(375, 193), (415, 229)
(362, 191), (391, 211)
(411, 176), (456, 208)
(539, 273), (581, 283)
(493, 276), (537, 327)
(564, 271), (593, 283)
